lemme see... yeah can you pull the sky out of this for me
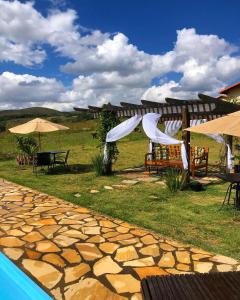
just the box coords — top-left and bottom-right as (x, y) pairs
(1, 0), (240, 111)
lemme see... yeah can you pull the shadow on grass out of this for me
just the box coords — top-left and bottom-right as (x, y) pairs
(47, 163), (92, 175)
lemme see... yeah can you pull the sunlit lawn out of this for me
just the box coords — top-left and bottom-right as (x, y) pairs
(0, 119), (240, 259)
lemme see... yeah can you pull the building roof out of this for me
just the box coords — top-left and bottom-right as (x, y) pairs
(219, 82), (240, 94)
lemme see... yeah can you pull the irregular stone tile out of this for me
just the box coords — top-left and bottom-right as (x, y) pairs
(115, 245), (138, 262)
(87, 235), (105, 243)
(165, 268), (192, 275)
(65, 278), (127, 300)
(84, 221), (98, 227)
(36, 240), (61, 253)
(193, 261), (213, 273)
(158, 252), (175, 268)
(106, 274), (140, 293)
(177, 263), (190, 271)
(61, 248), (81, 264)
(104, 186), (114, 190)
(29, 218), (57, 226)
(65, 263), (91, 283)
(121, 180), (139, 185)
(123, 257), (155, 267)
(93, 256), (122, 276)
(176, 251), (191, 264)
(3, 247), (24, 260)
(82, 226), (100, 235)
(76, 243), (103, 261)
(62, 229), (88, 240)
(99, 220), (118, 228)
(0, 236), (25, 247)
(190, 247), (212, 255)
(112, 184), (128, 190)
(159, 243), (175, 251)
(210, 255), (238, 265)
(103, 231), (120, 238)
(135, 243), (143, 248)
(43, 253), (66, 267)
(31, 206), (56, 213)
(139, 244), (160, 257)
(74, 207), (90, 213)
(54, 235), (78, 247)
(109, 233), (134, 242)
(216, 264), (233, 272)
(134, 266), (168, 279)
(26, 249), (41, 259)
(51, 288), (63, 300)
(192, 253), (211, 260)
(22, 231), (44, 243)
(22, 225), (34, 233)
(99, 242), (120, 254)
(90, 189), (99, 194)
(131, 293), (143, 300)
(59, 219), (82, 225)
(6, 229), (25, 236)
(22, 259), (62, 289)
(38, 225), (61, 238)
(116, 226), (130, 233)
(140, 235), (158, 245)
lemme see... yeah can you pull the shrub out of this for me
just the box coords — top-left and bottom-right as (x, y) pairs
(91, 153), (106, 176)
(165, 168), (183, 192)
(16, 136), (39, 157)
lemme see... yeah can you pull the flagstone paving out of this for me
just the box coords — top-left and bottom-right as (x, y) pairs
(0, 179), (239, 300)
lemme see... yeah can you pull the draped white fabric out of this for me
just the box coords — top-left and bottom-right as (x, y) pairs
(226, 144), (233, 170)
(142, 113), (188, 169)
(164, 120), (182, 137)
(104, 114), (142, 161)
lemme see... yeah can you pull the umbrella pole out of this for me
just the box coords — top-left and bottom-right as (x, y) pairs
(38, 132), (41, 150)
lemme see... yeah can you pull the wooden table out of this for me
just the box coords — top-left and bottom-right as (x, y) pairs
(141, 272), (240, 300)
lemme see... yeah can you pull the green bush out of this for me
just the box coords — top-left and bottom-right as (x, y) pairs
(91, 153), (106, 176)
(165, 168), (183, 192)
(16, 136), (39, 157)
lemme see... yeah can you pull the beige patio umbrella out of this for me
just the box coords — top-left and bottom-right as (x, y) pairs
(9, 118), (69, 149)
(184, 111), (240, 137)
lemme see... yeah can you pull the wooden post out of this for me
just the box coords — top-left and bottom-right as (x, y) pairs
(182, 107), (190, 184)
(226, 135), (233, 173)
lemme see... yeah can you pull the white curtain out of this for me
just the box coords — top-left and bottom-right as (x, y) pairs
(142, 113), (188, 169)
(164, 120), (182, 137)
(104, 114), (142, 161)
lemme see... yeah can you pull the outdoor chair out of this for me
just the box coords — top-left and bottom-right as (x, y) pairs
(33, 152), (52, 173)
(53, 150), (70, 168)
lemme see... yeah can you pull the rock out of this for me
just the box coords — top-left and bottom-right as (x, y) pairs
(99, 242), (120, 254)
(140, 235), (158, 245)
(159, 243), (175, 251)
(42, 253), (65, 267)
(29, 218), (56, 226)
(115, 245), (138, 262)
(99, 220), (117, 228)
(112, 184), (128, 190)
(210, 255), (238, 265)
(6, 229), (25, 236)
(165, 268), (191, 275)
(177, 263), (190, 271)
(93, 256), (122, 276)
(158, 252), (175, 268)
(64, 278), (127, 300)
(108, 233), (134, 242)
(74, 193), (81, 198)
(121, 180), (139, 185)
(134, 266), (168, 279)
(130, 229), (148, 237)
(87, 235), (105, 243)
(65, 263), (91, 283)
(82, 226), (101, 235)
(123, 257), (155, 267)
(131, 293), (143, 300)
(21, 225), (34, 233)
(61, 248), (81, 263)
(61, 229), (88, 240)
(51, 288), (63, 300)
(119, 238), (139, 245)
(106, 274), (140, 293)
(139, 244), (160, 257)
(25, 249), (41, 259)
(36, 240), (61, 253)
(192, 253), (211, 260)
(76, 243), (103, 261)
(22, 259), (62, 289)
(193, 261), (213, 273)
(22, 231), (44, 243)
(54, 235), (79, 247)
(116, 226), (129, 233)
(149, 195), (159, 199)
(3, 248), (24, 260)
(90, 189), (99, 194)
(137, 177), (159, 182)
(216, 264), (233, 272)
(0, 236), (25, 247)
(176, 251), (191, 264)
(104, 186), (114, 190)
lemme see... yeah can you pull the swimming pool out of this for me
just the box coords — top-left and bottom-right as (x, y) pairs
(0, 253), (52, 300)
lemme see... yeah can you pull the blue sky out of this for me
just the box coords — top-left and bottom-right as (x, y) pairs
(0, 0), (240, 110)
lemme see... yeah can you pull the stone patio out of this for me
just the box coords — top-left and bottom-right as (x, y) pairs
(0, 179), (239, 300)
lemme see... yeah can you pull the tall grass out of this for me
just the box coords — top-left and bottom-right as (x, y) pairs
(165, 168), (183, 192)
(91, 153), (106, 176)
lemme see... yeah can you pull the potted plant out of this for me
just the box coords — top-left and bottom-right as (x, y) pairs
(234, 144), (240, 173)
(16, 136), (39, 165)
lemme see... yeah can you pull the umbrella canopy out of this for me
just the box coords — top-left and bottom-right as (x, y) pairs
(9, 118), (69, 134)
(184, 111), (240, 137)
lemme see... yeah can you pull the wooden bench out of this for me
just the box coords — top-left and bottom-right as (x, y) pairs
(145, 144), (209, 178)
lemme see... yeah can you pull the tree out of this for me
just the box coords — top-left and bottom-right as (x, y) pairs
(97, 104), (120, 174)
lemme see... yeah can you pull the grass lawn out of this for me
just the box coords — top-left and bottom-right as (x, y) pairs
(0, 119), (240, 259)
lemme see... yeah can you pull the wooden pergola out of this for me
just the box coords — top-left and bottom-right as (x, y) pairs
(74, 93), (240, 181)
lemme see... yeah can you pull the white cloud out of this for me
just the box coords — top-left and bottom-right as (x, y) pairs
(0, 72), (65, 109)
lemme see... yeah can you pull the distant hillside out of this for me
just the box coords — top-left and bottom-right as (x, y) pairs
(0, 107), (66, 121)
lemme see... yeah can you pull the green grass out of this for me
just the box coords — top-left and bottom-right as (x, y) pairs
(0, 119), (240, 259)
